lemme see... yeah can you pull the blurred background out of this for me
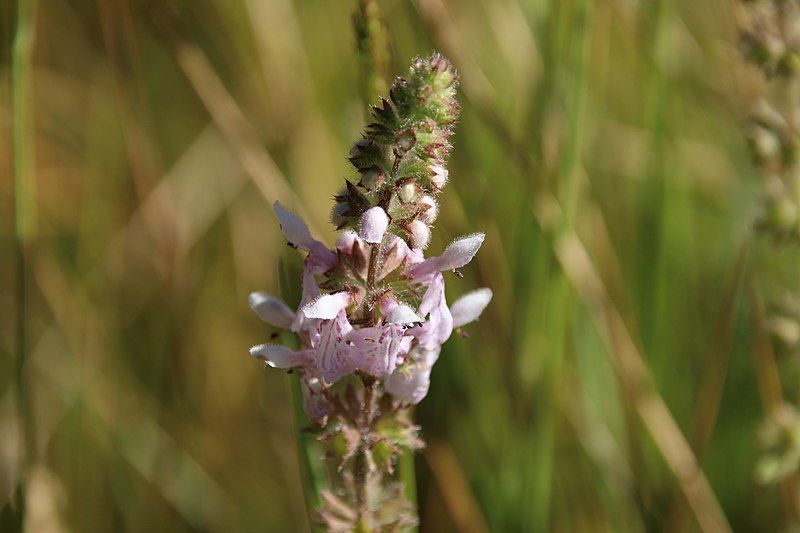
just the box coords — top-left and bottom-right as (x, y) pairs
(0, 0), (786, 530)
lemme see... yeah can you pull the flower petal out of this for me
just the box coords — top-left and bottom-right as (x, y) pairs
(408, 274), (453, 349)
(335, 231), (360, 254)
(315, 310), (354, 383)
(302, 292), (351, 319)
(301, 378), (334, 422)
(385, 346), (440, 404)
(380, 236), (416, 279)
(408, 233), (485, 278)
(250, 344), (310, 368)
(386, 304), (423, 325)
(249, 292), (295, 329)
(450, 288), (493, 328)
(348, 325), (407, 377)
(274, 201), (337, 272)
(358, 206), (389, 244)
(274, 201), (315, 250)
(385, 364), (432, 404)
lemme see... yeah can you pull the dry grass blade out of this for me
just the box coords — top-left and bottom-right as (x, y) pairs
(553, 226), (731, 533)
(664, 242), (749, 531)
(141, 1), (325, 236)
(26, 254), (237, 531)
(425, 441), (490, 533)
(417, 0), (729, 528)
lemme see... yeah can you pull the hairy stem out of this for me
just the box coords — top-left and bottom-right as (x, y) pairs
(354, 377), (378, 528)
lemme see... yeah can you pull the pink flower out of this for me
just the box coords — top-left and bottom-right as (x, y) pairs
(407, 273), (453, 350)
(348, 325), (410, 377)
(249, 203), (492, 408)
(385, 346), (440, 404)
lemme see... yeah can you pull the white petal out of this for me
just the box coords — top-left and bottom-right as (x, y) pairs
(450, 288), (493, 328)
(249, 292), (295, 329)
(302, 292), (350, 319)
(385, 364), (432, 404)
(250, 344), (308, 368)
(358, 207), (389, 244)
(273, 201), (314, 250)
(409, 233), (485, 277)
(386, 304), (423, 325)
(440, 233), (485, 269)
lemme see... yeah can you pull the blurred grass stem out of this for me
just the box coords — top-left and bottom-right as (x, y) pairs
(12, 0), (38, 517)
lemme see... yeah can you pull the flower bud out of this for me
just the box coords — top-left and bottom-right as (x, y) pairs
(407, 219), (430, 249)
(419, 195), (438, 223)
(398, 180), (417, 203)
(429, 164), (448, 189)
(359, 206), (390, 244)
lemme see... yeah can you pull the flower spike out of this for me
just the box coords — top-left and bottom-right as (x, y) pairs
(248, 52), (488, 529)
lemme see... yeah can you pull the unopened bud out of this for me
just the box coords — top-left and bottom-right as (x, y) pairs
(768, 315), (800, 349)
(407, 219), (430, 249)
(398, 180), (417, 203)
(419, 195), (438, 223)
(429, 164), (448, 189)
(307, 376), (325, 394)
(359, 206), (390, 244)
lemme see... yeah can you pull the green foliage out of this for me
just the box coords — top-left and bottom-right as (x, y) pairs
(1, 0), (791, 531)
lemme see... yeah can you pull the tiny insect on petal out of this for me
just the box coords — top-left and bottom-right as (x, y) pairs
(408, 233), (485, 277)
(386, 304), (423, 325)
(273, 201), (315, 250)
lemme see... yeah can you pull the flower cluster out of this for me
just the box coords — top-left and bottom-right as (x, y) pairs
(248, 53), (490, 423)
(247, 53), (489, 528)
(250, 203), (490, 420)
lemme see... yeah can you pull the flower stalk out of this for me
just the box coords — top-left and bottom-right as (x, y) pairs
(248, 52), (491, 529)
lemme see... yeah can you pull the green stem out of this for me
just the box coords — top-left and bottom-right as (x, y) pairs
(12, 0), (39, 516)
(279, 260), (327, 530)
(353, 0), (393, 103)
